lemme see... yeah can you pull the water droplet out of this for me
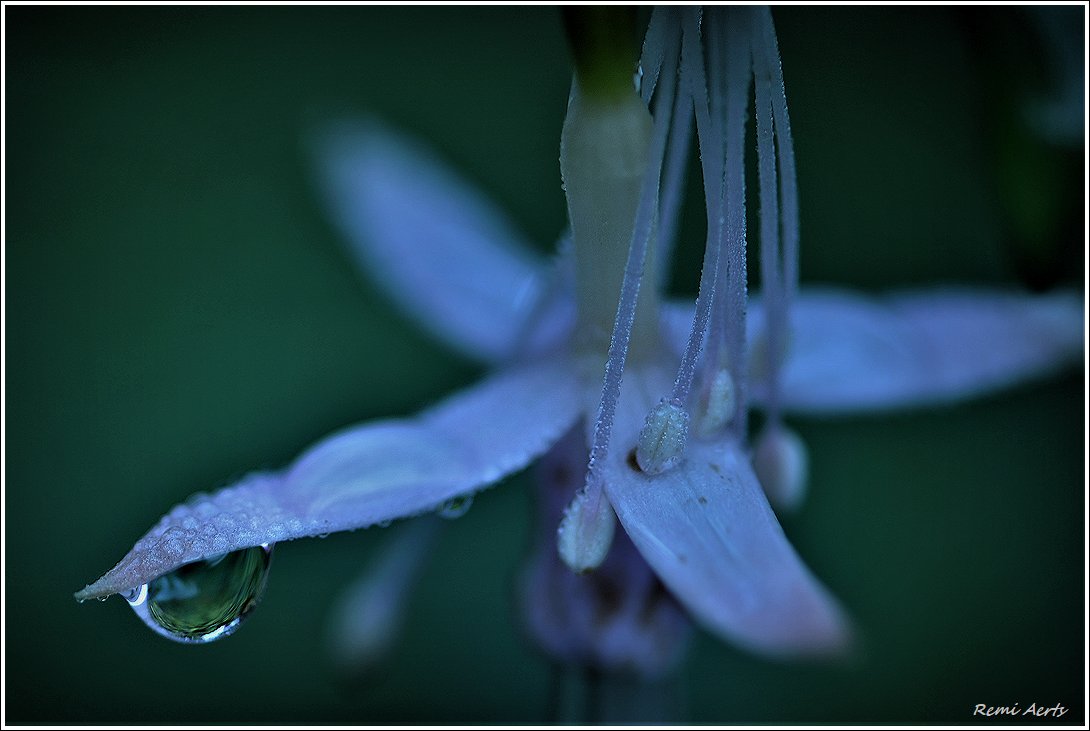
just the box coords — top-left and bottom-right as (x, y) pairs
(437, 494), (473, 520)
(182, 491), (211, 508)
(126, 544), (273, 643)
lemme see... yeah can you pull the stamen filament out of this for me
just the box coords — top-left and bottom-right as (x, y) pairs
(568, 14), (681, 571)
(753, 6), (783, 421)
(699, 8), (751, 440)
(752, 6), (800, 423)
(655, 65), (694, 289)
(667, 8), (721, 410)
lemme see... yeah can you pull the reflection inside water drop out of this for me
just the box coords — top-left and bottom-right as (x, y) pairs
(126, 543), (273, 643)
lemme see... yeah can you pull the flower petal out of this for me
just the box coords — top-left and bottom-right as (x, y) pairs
(593, 363), (851, 657)
(767, 287), (1084, 413)
(603, 436), (853, 658)
(664, 287), (1084, 414)
(313, 120), (557, 362)
(286, 355), (581, 527)
(75, 355), (581, 600)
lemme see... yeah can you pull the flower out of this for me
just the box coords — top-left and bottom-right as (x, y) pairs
(75, 6), (1082, 672)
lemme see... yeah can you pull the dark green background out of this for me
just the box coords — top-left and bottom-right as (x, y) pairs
(5, 5), (1084, 725)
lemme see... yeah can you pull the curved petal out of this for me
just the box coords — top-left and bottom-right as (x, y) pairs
(286, 355), (580, 526)
(592, 363), (851, 658)
(604, 436), (853, 658)
(313, 120), (553, 362)
(75, 355), (582, 600)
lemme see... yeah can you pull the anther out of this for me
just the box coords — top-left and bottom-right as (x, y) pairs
(557, 483), (616, 573)
(752, 424), (808, 511)
(694, 368), (735, 437)
(635, 398), (690, 474)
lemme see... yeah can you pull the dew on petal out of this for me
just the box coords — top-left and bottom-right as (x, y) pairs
(437, 494), (473, 520)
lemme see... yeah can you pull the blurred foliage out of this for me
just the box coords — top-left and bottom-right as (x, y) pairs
(4, 5), (1084, 725)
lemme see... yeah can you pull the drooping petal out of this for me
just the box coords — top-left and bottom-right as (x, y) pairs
(313, 120), (557, 362)
(664, 287), (1084, 415)
(765, 287), (1084, 414)
(603, 436), (853, 658)
(593, 362), (850, 658)
(75, 355), (582, 601)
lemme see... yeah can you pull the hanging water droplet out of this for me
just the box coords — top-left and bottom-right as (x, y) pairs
(126, 544), (273, 643)
(437, 494), (473, 520)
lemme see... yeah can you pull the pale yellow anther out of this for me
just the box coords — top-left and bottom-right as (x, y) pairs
(557, 486), (616, 573)
(695, 369), (735, 437)
(752, 424), (809, 511)
(635, 399), (690, 474)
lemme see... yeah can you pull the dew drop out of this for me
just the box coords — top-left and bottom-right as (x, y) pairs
(126, 543), (273, 643)
(183, 491), (210, 507)
(437, 494), (473, 520)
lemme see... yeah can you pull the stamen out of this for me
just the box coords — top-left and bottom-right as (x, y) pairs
(756, 8), (800, 301)
(654, 64), (694, 289)
(695, 8), (751, 440)
(556, 485), (617, 574)
(640, 7), (724, 457)
(638, 8), (669, 105)
(752, 424), (809, 511)
(693, 368), (735, 437)
(751, 6), (799, 425)
(635, 398), (690, 474)
(568, 11), (681, 572)
(753, 5), (783, 419)
(575, 8), (675, 538)
(666, 8), (721, 415)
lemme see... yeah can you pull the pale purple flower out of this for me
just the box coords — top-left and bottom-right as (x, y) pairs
(74, 7), (1082, 676)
